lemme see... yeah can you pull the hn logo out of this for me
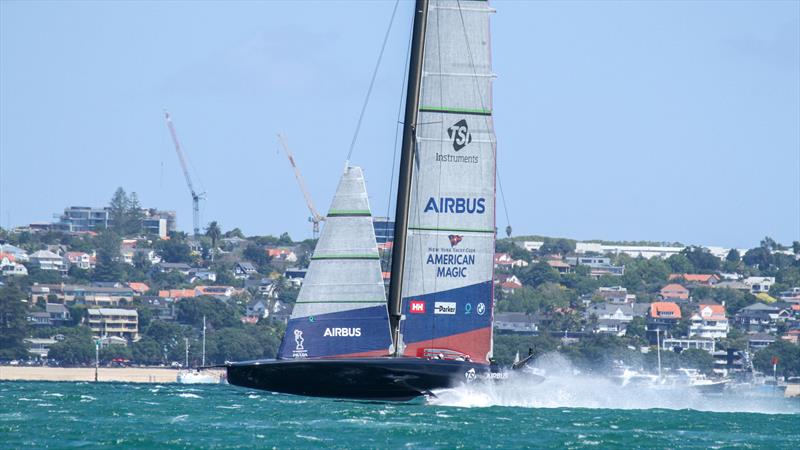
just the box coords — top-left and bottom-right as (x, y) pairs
(447, 119), (472, 151)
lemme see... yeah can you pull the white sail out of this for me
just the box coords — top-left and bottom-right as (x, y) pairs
(278, 166), (391, 359)
(399, 0), (496, 363)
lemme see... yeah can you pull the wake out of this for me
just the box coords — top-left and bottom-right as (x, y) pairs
(427, 354), (799, 414)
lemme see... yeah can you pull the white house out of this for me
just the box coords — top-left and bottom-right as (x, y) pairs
(744, 277), (775, 294)
(689, 304), (729, 339)
(29, 250), (67, 273)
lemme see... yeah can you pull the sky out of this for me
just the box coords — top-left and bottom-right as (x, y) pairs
(1, 0), (798, 249)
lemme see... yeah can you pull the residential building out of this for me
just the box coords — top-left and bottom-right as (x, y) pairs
(127, 282), (150, 295)
(196, 285), (237, 298)
(565, 256), (625, 278)
(744, 277), (776, 294)
(782, 329), (800, 345)
(689, 304), (729, 339)
(0, 243), (29, 262)
(712, 280), (750, 291)
(189, 268), (217, 283)
(234, 262), (258, 279)
(734, 303), (788, 332)
(495, 274), (523, 294)
(30, 283), (135, 306)
(647, 301), (682, 343)
(47, 206), (176, 236)
(29, 250), (67, 273)
(494, 252), (528, 268)
(24, 337), (58, 360)
(266, 247), (297, 262)
(662, 338), (715, 353)
(669, 274), (720, 286)
(45, 303), (71, 325)
(521, 241), (544, 252)
(659, 283), (689, 301)
(778, 287), (800, 303)
(747, 333), (776, 351)
(373, 217), (394, 245)
(0, 253), (28, 276)
(247, 298), (270, 319)
(154, 262), (193, 276)
(546, 259), (571, 274)
(494, 312), (539, 334)
(585, 302), (649, 336)
(87, 308), (139, 341)
(158, 289), (197, 300)
(27, 311), (53, 326)
(65, 251), (94, 270)
(596, 286), (636, 303)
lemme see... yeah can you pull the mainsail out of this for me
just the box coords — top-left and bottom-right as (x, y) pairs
(277, 166), (391, 359)
(398, 0), (496, 363)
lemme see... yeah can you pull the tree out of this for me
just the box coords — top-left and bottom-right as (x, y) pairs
(743, 247), (772, 270)
(224, 228), (245, 239)
(0, 285), (29, 359)
(209, 327), (264, 363)
(154, 237), (193, 264)
(176, 296), (240, 330)
(518, 261), (560, 287)
(726, 248), (741, 263)
(753, 341), (800, 378)
(48, 328), (94, 365)
(93, 230), (124, 282)
(99, 344), (133, 362)
(681, 246), (720, 272)
(132, 337), (164, 365)
(243, 244), (271, 273)
(793, 241), (800, 256)
(205, 221), (222, 254)
(109, 187), (129, 232)
(127, 192), (144, 235)
(626, 316), (647, 341)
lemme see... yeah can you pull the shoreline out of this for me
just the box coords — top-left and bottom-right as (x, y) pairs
(0, 366), (224, 383)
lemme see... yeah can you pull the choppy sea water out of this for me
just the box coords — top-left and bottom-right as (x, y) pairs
(1, 377), (798, 449)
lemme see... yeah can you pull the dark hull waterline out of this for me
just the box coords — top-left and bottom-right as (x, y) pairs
(225, 357), (493, 401)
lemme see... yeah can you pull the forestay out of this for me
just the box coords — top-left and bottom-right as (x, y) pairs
(278, 166), (391, 359)
(398, 0), (497, 363)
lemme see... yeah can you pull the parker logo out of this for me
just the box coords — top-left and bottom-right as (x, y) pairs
(447, 119), (472, 151)
(434, 302), (456, 315)
(448, 234), (463, 247)
(409, 300), (426, 314)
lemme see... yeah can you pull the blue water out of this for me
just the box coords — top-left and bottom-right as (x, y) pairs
(1, 380), (798, 449)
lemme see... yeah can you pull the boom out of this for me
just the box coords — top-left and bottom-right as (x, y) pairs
(164, 110), (204, 236)
(277, 133), (323, 238)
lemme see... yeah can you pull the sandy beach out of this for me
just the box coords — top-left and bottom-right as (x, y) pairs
(0, 366), (224, 383)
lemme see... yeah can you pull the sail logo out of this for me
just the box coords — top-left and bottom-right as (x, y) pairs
(465, 368), (477, 382)
(448, 234), (463, 247)
(409, 300), (426, 314)
(447, 119), (472, 151)
(323, 327), (361, 337)
(292, 329), (308, 359)
(424, 197), (485, 214)
(434, 302), (457, 315)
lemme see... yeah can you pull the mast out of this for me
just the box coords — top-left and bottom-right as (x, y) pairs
(388, 0), (429, 356)
(202, 315), (206, 367)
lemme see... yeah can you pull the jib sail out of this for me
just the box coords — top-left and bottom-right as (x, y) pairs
(398, 0), (496, 363)
(278, 166), (391, 359)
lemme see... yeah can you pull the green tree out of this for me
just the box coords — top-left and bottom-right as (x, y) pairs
(224, 228), (245, 239)
(209, 327), (263, 363)
(626, 316), (647, 341)
(132, 337), (164, 365)
(743, 247), (772, 270)
(176, 296), (240, 329)
(681, 246), (720, 272)
(517, 261), (560, 287)
(109, 187), (129, 233)
(726, 248), (741, 263)
(154, 237), (193, 264)
(93, 230), (124, 282)
(205, 221), (222, 251)
(127, 192), (144, 235)
(793, 241), (800, 256)
(666, 253), (694, 274)
(99, 345), (133, 362)
(0, 285), (29, 359)
(48, 329), (94, 365)
(753, 341), (800, 378)
(243, 244), (272, 273)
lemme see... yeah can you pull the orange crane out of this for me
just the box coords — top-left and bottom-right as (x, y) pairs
(277, 133), (323, 239)
(164, 110), (205, 236)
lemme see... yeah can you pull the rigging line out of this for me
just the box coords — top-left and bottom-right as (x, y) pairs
(345, 0), (401, 163)
(383, 7), (414, 269)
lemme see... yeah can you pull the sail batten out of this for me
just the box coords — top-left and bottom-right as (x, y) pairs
(398, 0), (496, 364)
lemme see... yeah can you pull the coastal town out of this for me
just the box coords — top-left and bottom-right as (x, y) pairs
(1, 190), (799, 396)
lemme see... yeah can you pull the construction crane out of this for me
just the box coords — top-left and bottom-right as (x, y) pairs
(277, 133), (323, 239)
(164, 110), (205, 236)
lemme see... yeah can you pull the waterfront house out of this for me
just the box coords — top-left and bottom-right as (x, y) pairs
(689, 304), (729, 339)
(24, 337), (58, 360)
(647, 302), (682, 343)
(65, 251), (94, 270)
(747, 333), (776, 351)
(735, 303), (782, 332)
(87, 308), (139, 341)
(659, 283), (689, 301)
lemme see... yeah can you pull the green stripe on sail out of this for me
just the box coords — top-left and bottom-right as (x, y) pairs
(419, 106), (492, 116)
(408, 226), (495, 234)
(310, 254), (380, 260)
(327, 210), (371, 217)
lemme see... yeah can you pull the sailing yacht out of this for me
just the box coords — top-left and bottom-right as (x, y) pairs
(226, 0), (503, 400)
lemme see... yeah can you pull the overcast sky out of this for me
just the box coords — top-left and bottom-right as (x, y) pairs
(1, 0), (798, 248)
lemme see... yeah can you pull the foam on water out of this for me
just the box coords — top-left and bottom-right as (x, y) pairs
(428, 354), (800, 414)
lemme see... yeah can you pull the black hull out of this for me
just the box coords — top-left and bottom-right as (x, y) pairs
(226, 357), (491, 401)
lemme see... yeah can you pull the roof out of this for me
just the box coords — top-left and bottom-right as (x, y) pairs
(237, 262), (257, 271)
(740, 302), (778, 311)
(660, 283), (689, 292)
(158, 262), (192, 270)
(748, 333), (776, 342)
(45, 303), (69, 314)
(650, 302), (682, 319)
(87, 308), (137, 316)
(501, 281), (523, 289)
(546, 260), (570, 268)
(494, 312), (534, 323)
(158, 289), (197, 298)
(697, 304), (726, 320)
(30, 250), (62, 259)
(669, 274), (719, 282)
(127, 282), (150, 293)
